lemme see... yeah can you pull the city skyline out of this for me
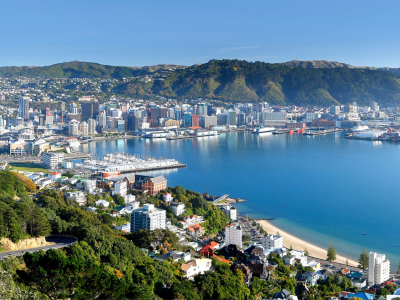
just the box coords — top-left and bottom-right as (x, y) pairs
(2, 0), (400, 68)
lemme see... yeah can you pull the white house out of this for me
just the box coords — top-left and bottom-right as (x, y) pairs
(163, 193), (173, 202)
(95, 199), (110, 208)
(64, 191), (86, 206)
(291, 250), (308, 265)
(170, 202), (185, 216)
(115, 223), (130, 233)
(262, 234), (283, 250)
(77, 179), (96, 193)
(181, 258), (212, 278)
(125, 194), (136, 204)
(48, 172), (62, 180)
(178, 214), (204, 229)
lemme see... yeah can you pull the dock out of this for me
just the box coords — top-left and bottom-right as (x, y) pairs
(167, 136), (195, 140)
(98, 163), (187, 175)
(303, 128), (343, 136)
(272, 129), (290, 134)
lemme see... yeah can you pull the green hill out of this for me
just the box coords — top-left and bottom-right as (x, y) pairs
(0, 61), (184, 78)
(115, 59), (400, 106)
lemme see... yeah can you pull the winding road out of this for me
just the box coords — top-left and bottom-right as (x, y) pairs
(0, 235), (77, 260)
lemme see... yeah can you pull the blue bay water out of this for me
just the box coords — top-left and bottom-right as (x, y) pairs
(81, 132), (400, 265)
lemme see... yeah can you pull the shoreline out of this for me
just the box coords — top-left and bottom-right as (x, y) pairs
(255, 219), (359, 267)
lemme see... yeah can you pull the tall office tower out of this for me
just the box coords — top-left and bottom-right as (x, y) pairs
(183, 112), (191, 127)
(227, 109), (237, 126)
(96, 114), (107, 130)
(159, 107), (168, 118)
(199, 115), (217, 128)
(127, 112), (136, 131)
(69, 103), (79, 114)
(93, 100), (100, 118)
(168, 108), (175, 119)
(197, 103), (207, 116)
(88, 118), (97, 134)
(257, 103), (264, 113)
(237, 112), (246, 125)
(19, 97), (30, 121)
(130, 204), (166, 233)
(368, 252), (390, 285)
(81, 101), (93, 122)
(191, 115), (199, 127)
(217, 113), (228, 125)
(175, 110), (181, 120)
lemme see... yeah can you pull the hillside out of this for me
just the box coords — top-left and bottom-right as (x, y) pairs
(115, 59), (400, 106)
(0, 61), (184, 78)
(279, 60), (357, 69)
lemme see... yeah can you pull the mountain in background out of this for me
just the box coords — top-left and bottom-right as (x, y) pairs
(2, 59), (400, 106)
(0, 61), (184, 78)
(115, 59), (400, 106)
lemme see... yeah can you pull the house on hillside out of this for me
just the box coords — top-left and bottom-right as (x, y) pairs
(181, 258), (212, 278)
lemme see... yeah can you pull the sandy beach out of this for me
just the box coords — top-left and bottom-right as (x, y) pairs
(256, 220), (359, 267)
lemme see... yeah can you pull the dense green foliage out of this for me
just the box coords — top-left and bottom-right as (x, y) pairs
(115, 59), (400, 106)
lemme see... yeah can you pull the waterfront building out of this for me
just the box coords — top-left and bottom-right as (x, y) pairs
(130, 204), (166, 233)
(183, 112), (191, 127)
(217, 113), (228, 125)
(43, 152), (64, 169)
(191, 115), (199, 127)
(368, 252), (390, 285)
(19, 97), (30, 121)
(261, 234), (283, 250)
(199, 115), (217, 129)
(227, 109), (237, 126)
(225, 223), (242, 248)
(304, 112), (321, 123)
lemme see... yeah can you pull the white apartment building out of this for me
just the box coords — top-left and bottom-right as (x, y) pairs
(220, 205), (237, 220)
(225, 223), (242, 248)
(43, 152), (64, 169)
(368, 252), (390, 285)
(170, 202), (185, 216)
(130, 204), (166, 232)
(114, 181), (127, 197)
(69, 120), (79, 136)
(79, 121), (88, 136)
(262, 234), (283, 250)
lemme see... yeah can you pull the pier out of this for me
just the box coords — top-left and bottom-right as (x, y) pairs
(303, 128), (343, 136)
(212, 194), (229, 204)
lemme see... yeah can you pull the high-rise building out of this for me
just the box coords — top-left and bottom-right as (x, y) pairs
(127, 112), (136, 132)
(81, 102), (93, 122)
(199, 115), (217, 129)
(217, 113), (228, 125)
(197, 103), (207, 116)
(79, 121), (88, 136)
(117, 120), (125, 132)
(191, 115), (199, 127)
(175, 110), (181, 120)
(183, 112), (191, 127)
(159, 107), (168, 118)
(96, 114), (107, 130)
(93, 100), (100, 118)
(88, 118), (97, 134)
(237, 112), (246, 125)
(68, 120), (79, 136)
(42, 152), (64, 169)
(224, 223), (242, 248)
(368, 252), (390, 285)
(69, 103), (79, 114)
(130, 204), (166, 233)
(19, 97), (30, 121)
(330, 106), (340, 115)
(370, 101), (379, 111)
(227, 110), (237, 126)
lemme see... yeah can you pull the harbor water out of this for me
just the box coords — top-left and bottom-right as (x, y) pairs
(81, 131), (400, 266)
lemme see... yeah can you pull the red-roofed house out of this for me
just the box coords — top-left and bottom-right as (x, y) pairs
(180, 214), (204, 229)
(48, 172), (61, 180)
(186, 224), (205, 237)
(199, 245), (214, 257)
(212, 254), (230, 264)
(207, 241), (220, 250)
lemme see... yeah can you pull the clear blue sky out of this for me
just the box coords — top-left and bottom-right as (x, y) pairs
(2, 0), (400, 67)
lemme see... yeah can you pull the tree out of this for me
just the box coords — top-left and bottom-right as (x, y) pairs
(327, 239), (336, 262)
(304, 248), (309, 256)
(358, 248), (368, 271)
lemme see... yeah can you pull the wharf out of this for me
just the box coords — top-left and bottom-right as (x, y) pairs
(273, 129), (290, 134)
(64, 153), (91, 160)
(167, 136), (194, 140)
(303, 128), (343, 136)
(95, 162), (187, 176)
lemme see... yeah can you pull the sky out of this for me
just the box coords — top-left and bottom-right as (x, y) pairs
(1, 0), (400, 68)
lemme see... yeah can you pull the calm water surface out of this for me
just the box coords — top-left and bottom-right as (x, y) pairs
(82, 132), (400, 265)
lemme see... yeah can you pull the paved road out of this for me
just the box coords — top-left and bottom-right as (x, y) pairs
(0, 236), (77, 259)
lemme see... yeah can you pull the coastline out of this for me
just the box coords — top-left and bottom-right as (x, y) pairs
(256, 219), (359, 267)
